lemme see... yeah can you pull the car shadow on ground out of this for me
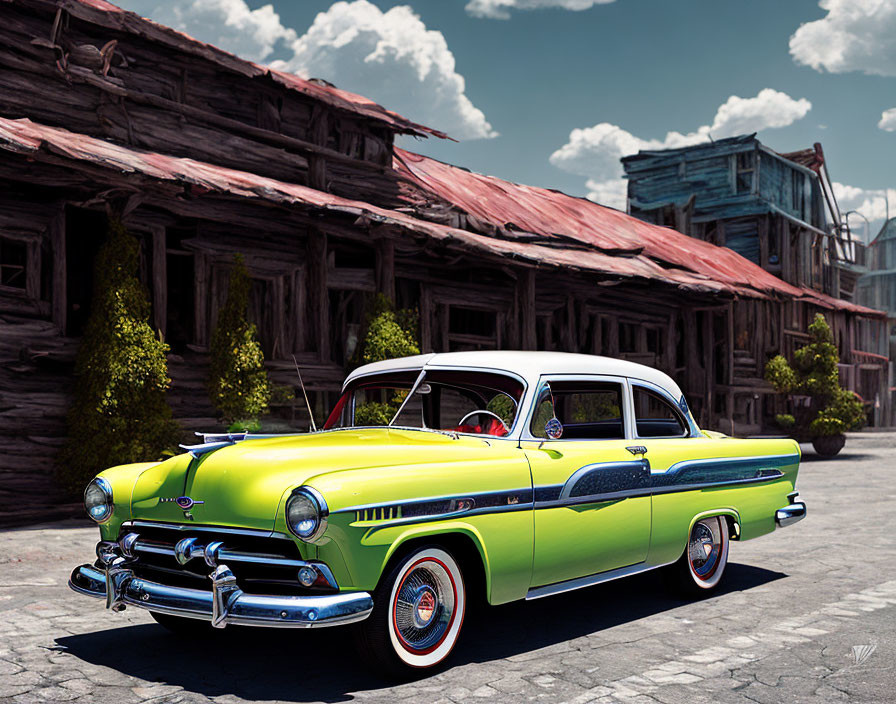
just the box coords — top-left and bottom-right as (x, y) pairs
(54, 562), (784, 702)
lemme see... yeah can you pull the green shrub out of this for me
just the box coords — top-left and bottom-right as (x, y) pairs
(360, 294), (420, 364)
(352, 294), (420, 425)
(208, 254), (271, 426)
(764, 314), (865, 437)
(60, 220), (180, 496)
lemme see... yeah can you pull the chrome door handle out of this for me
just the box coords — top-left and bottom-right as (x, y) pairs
(626, 445), (647, 456)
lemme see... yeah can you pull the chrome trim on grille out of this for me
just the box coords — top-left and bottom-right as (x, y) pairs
(123, 520), (292, 540)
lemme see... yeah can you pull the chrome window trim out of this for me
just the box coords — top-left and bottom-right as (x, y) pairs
(340, 364), (530, 438)
(629, 379), (698, 439)
(520, 374), (633, 442)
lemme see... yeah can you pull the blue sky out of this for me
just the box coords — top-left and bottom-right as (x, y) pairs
(122, 0), (896, 239)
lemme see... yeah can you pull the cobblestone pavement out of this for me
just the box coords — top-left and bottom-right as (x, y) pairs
(1, 432), (894, 704)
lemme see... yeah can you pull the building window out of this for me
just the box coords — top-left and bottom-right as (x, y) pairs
(0, 236), (26, 289)
(735, 152), (754, 194)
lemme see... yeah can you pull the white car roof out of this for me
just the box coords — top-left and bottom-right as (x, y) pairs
(345, 351), (686, 401)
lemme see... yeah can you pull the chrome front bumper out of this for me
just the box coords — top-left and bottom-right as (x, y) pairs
(775, 492), (807, 528)
(69, 561), (373, 629)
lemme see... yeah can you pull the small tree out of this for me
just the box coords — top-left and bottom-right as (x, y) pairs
(208, 255), (271, 430)
(354, 294), (420, 426)
(765, 314), (865, 439)
(60, 220), (179, 495)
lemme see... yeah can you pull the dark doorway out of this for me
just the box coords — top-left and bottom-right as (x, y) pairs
(65, 207), (107, 337)
(166, 227), (195, 354)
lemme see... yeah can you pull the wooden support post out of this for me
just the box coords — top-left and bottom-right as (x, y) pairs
(592, 314), (603, 356)
(780, 219), (792, 283)
(307, 230), (330, 362)
(518, 269), (536, 350)
(419, 284), (432, 352)
(375, 238), (395, 302)
(758, 215), (769, 270)
(49, 202), (66, 334)
(194, 251), (208, 347)
(308, 106), (329, 191)
(606, 316), (620, 357)
(151, 226), (167, 337)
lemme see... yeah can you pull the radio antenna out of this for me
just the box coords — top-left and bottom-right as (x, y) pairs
(292, 354), (318, 432)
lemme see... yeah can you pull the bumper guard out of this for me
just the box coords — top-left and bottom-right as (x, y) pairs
(775, 492), (807, 528)
(69, 546), (373, 629)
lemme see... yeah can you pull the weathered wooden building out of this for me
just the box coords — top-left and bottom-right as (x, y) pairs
(623, 136), (891, 429)
(857, 218), (896, 412)
(0, 0), (888, 522)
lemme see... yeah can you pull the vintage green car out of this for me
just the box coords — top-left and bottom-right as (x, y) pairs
(70, 351), (805, 671)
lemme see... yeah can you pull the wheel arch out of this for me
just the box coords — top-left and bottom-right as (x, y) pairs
(379, 525), (490, 606)
(684, 508), (741, 551)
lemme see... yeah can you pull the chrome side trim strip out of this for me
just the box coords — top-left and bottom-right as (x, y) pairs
(655, 453), (800, 476)
(123, 521), (292, 541)
(526, 560), (676, 600)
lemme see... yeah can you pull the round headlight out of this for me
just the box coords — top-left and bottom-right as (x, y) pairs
(84, 477), (113, 523)
(286, 487), (328, 542)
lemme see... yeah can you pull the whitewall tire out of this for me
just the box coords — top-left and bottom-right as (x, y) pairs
(357, 545), (466, 673)
(665, 515), (730, 596)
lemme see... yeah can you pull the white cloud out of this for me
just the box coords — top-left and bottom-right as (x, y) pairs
(118, 0), (495, 140)
(833, 182), (896, 240)
(465, 0), (615, 20)
(275, 1), (495, 139)
(789, 0), (896, 77)
(118, 0), (296, 62)
(880, 108), (896, 132)
(550, 89), (812, 209)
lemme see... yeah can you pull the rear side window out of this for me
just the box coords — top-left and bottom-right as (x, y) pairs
(530, 380), (625, 440)
(633, 386), (688, 437)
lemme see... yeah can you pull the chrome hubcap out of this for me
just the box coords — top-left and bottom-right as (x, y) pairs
(689, 519), (722, 579)
(394, 560), (455, 652)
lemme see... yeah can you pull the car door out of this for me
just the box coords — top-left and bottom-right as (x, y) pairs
(522, 376), (652, 589)
(626, 381), (710, 566)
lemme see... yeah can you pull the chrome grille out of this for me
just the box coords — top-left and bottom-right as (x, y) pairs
(117, 522), (330, 596)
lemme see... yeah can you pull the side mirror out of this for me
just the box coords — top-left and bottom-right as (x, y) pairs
(544, 417), (563, 439)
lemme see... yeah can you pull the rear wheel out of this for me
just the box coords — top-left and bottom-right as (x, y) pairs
(356, 546), (466, 674)
(665, 516), (729, 597)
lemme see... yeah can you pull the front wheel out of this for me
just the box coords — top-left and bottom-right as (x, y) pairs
(665, 515), (729, 597)
(356, 546), (466, 674)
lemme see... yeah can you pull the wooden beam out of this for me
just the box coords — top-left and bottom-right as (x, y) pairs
(419, 283), (432, 352)
(48, 202), (66, 333)
(193, 251), (208, 347)
(375, 238), (395, 301)
(151, 226), (167, 337)
(518, 269), (536, 350)
(307, 230), (330, 361)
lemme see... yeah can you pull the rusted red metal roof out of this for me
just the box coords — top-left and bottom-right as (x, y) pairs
(52, 0), (447, 140)
(0, 115), (884, 318)
(392, 148), (885, 317)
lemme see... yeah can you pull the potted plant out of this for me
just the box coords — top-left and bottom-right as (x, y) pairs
(764, 313), (865, 457)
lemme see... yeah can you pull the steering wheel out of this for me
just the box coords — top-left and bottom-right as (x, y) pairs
(457, 410), (509, 435)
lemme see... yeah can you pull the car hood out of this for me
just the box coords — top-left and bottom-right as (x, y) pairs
(129, 428), (498, 531)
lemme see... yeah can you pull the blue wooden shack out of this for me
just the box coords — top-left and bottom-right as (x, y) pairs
(622, 135), (862, 300)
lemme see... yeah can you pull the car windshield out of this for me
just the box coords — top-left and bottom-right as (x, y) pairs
(324, 369), (525, 437)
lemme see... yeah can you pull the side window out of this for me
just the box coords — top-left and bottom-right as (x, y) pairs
(530, 380), (625, 440)
(632, 386), (688, 438)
